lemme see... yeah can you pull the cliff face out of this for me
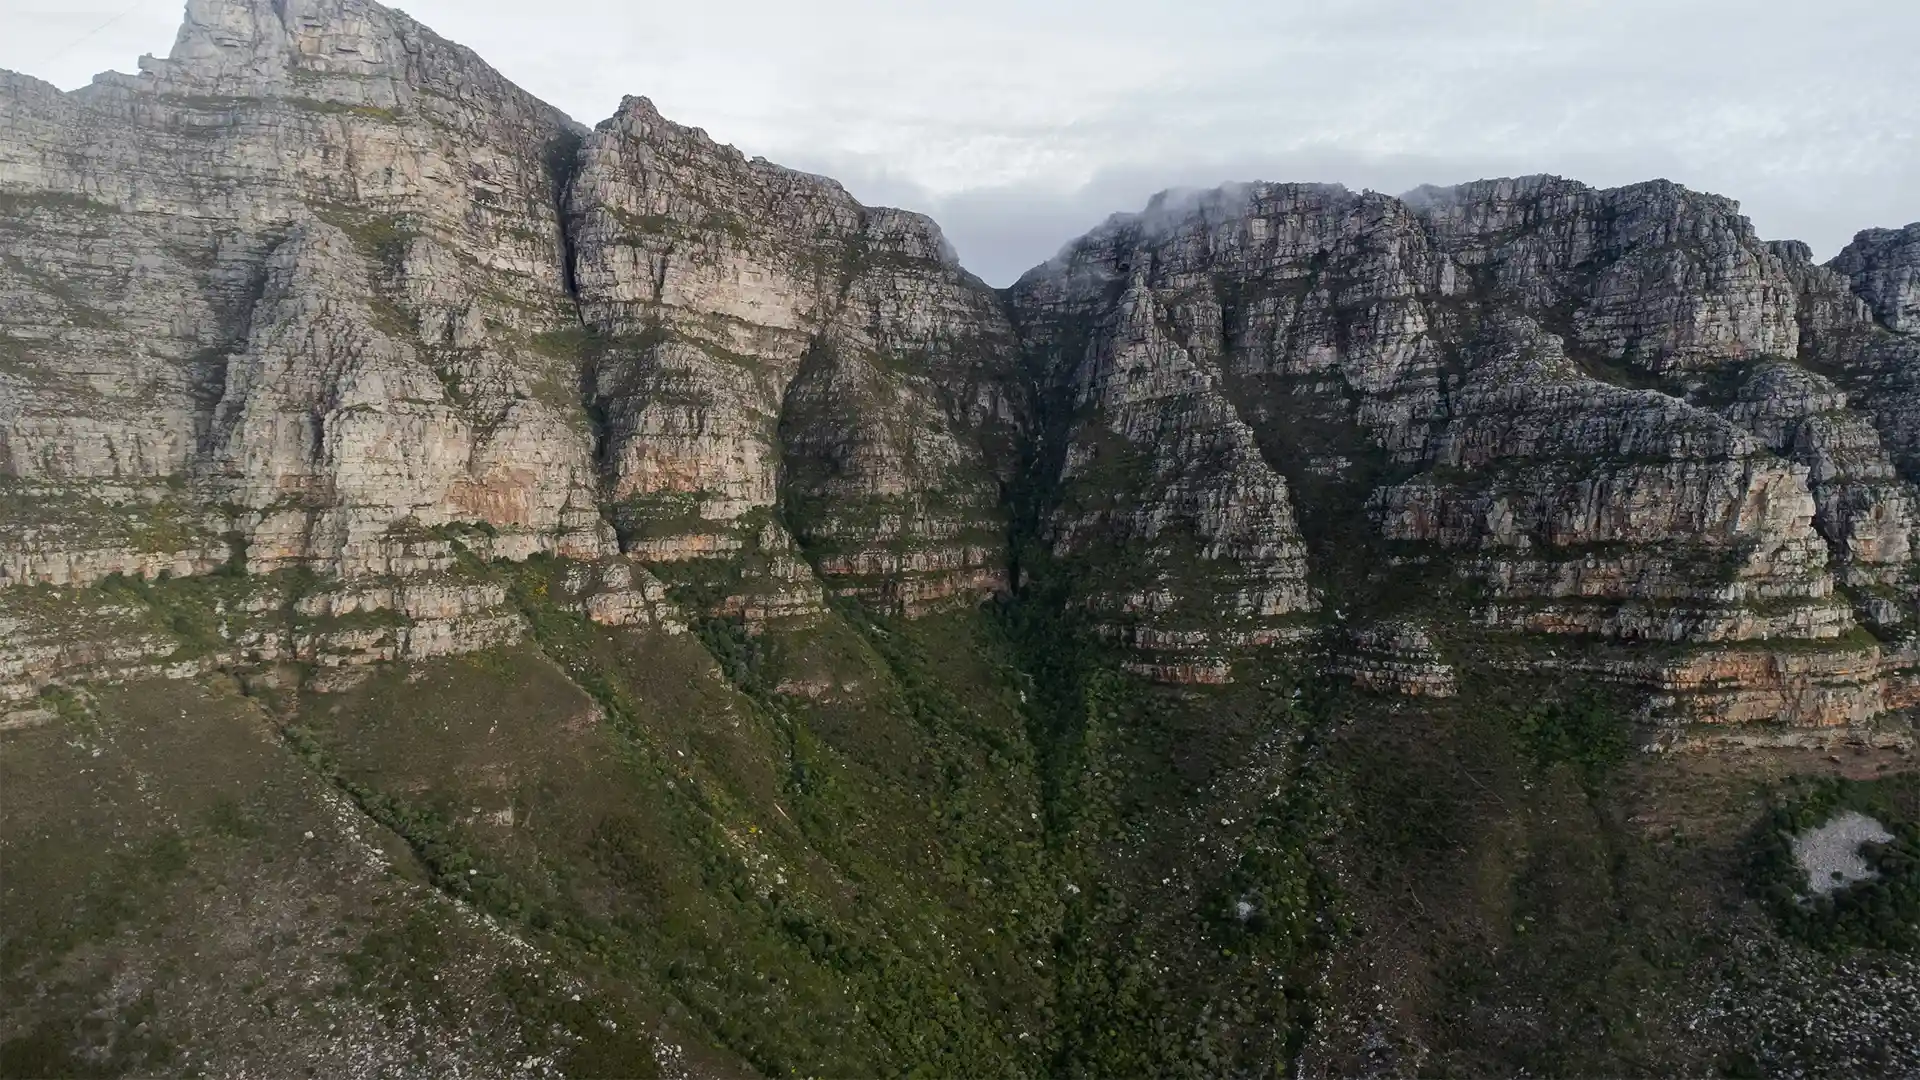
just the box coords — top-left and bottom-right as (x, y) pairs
(0, 0), (1018, 701)
(1834, 223), (1920, 334)
(6, 3), (1920, 1078)
(566, 97), (1020, 621)
(0, 0), (606, 582)
(0, 0), (623, 696)
(1009, 177), (1918, 730)
(1, 0), (1915, 736)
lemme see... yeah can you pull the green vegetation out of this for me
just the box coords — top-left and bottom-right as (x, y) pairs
(258, 557), (1055, 1076)
(93, 568), (257, 660)
(497, 968), (660, 1080)
(0, 190), (118, 217)
(287, 98), (404, 122)
(1326, 673), (1708, 1076)
(0, 994), (176, 1078)
(0, 679), (618, 1077)
(608, 489), (708, 541)
(700, 210), (753, 242)
(5, 516), (1912, 1078)
(529, 325), (605, 364)
(126, 494), (213, 554)
(1751, 776), (1920, 953)
(1514, 689), (1635, 790)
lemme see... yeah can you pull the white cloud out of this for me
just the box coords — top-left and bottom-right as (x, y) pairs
(2, 0), (1914, 284)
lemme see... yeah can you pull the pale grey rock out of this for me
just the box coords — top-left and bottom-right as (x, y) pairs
(1719, 361), (1917, 620)
(1833, 224), (1920, 333)
(567, 95), (1019, 618)
(1373, 318), (1844, 644)
(1792, 811), (1894, 896)
(0, 0), (610, 593)
(1328, 621), (1457, 697)
(1009, 175), (1916, 725)
(1411, 176), (1804, 373)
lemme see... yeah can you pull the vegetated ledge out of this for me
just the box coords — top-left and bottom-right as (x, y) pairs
(1455, 625), (1919, 748)
(5, 539), (1913, 754)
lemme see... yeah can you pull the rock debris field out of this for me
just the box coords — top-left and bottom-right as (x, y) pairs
(1792, 811), (1895, 895)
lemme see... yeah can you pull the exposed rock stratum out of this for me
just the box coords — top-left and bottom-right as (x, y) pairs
(4, 3), (1920, 1078)
(3, 0), (1915, 741)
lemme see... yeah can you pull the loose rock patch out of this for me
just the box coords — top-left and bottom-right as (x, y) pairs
(1792, 810), (1894, 896)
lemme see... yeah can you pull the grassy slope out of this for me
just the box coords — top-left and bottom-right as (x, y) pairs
(279, 570), (1064, 1077)
(1311, 669), (1920, 1078)
(5, 561), (1917, 1078)
(0, 677), (670, 1078)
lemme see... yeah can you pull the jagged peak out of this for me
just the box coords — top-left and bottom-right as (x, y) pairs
(601, 94), (777, 172)
(0, 68), (80, 119)
(68, 0), (576, 132)
(607, 93), (667, 126)
(583, 99), (971, 275)
(1832, 221), (1920, 332)
(1844, 222), (1920, 248)
(0, 68), (66, 97)
(149, 0), (359, 90)
(1130, 180), (1355, 230)
(591, 93), (872, 206)
(1032, 181), (1360, 273)
(1397, 174), (1751, 225)
(1399, 173), (1580, 210)
(1014, 170), (1791, 294)
(860, 205), (964, 269)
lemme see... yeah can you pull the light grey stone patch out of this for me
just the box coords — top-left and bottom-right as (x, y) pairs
(1792, 810), (1895, 896)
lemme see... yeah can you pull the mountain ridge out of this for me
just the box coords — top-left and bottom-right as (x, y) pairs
(3, 2), (1919, 1076)
(3, 0), (1916, 736)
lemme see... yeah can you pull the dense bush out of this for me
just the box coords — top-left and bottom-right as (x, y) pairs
(1514, 691), (1632, 788)
(1751, 778), (1920, 953)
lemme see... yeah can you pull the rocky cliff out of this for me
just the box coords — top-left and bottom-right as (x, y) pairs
(2, 2), (1917, 734)
(1, 0), (1019, 703)
(5, 2), (1920, 1078)
(1010, 177), (1918, 733)
(565, 96), (1019, 622)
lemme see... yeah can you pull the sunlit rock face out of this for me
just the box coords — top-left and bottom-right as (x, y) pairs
(0, 0), (610, 598)
(0, 0), (1019, 687)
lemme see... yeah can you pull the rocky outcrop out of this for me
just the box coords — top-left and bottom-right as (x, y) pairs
(1, 0), (1018, 684)
(1007, 176), (1918, 734)
(1010, 206), (1322, 679)
(1716, 361), (1917, 626)
(566, 97), (1018, 619)
(1833, 224), (1920, 334)
(1409, 177), (1806, 374)
(0, 0), (611, 597)
(1373, 318), (1845, 643)
(1328, 621), (1457, 697)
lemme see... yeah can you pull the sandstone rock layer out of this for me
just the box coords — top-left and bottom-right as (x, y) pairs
(3, 0), (1916, 742)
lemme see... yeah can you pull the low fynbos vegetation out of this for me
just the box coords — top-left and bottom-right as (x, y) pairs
(1751, 777), (1920, 953)
(1513, 690), (1633, 789)
(15, 529), (1917, 1077)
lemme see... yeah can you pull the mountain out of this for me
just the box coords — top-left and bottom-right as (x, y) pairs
(2, 1), (1916, 1077)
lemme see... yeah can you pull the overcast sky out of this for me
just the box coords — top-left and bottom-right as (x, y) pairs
(4, 0), (1916, 285)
